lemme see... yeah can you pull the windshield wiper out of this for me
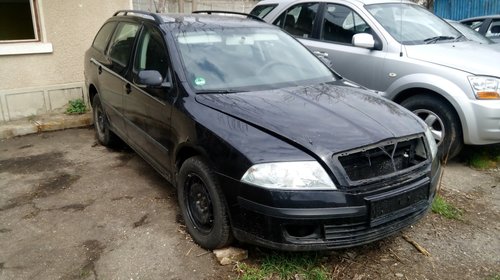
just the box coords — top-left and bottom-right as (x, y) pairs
(424, 36), (456, 44)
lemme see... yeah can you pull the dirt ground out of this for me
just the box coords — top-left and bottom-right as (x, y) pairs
(0, 128), (499, 280)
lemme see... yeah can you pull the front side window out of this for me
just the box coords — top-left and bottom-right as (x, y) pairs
(175, 27), (334, 92)
(273, 2), (319, 38)
(108, 22), (140, 66)
(462, 20), (484, 31)
(134, 25), (171, 99)
(0, 0), (39, 41)
(321, 4), (370, 44)
(366, 3), (461, 45)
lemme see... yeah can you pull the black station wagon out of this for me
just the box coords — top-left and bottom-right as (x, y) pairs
(84, 10), (441, 251)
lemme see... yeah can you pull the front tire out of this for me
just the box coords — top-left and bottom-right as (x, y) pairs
(177, 157), (233, 250)
(401, 95), (463, 160)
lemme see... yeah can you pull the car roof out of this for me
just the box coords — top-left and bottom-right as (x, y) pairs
(460, 15), (500, 21)
(112, 12), (270, 31)
(257, 0), (414, 5)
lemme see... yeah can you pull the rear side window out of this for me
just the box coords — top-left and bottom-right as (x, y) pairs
(273, 2), (319, 38)
(250, 4), (277, 18)
(92, 22), (117, 52)
(486, 19), (500, 38)
(107, 22), (139, 66)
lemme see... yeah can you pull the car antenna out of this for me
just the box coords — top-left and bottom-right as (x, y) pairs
(399, 0), (403, 57)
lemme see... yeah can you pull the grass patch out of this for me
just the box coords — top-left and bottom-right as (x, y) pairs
(460, 144), (500, 169)
(236, 252), (330, 280)
(487, 273), (500, 280)
(432, 195), (462, 220)
(66, 99), (87, 114)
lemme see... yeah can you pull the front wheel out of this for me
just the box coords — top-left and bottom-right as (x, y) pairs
(401, 95), (463, 160)
(177, 157), (233, 250)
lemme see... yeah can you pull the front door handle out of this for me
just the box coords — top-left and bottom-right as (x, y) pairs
(125, 83), (132, 94)
(313, 51), (328, 57)
(98, 66), (102, 75)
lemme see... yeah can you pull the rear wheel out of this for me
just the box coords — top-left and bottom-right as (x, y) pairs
(92, 94), (117, 147)
(177, 157), (233, 250)
(401, 95), (463, 160)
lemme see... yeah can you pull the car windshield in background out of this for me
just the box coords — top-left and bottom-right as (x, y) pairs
(366, 3), (462, 45)
(175, 28), (335, 92)
(448, 21), (495, 45)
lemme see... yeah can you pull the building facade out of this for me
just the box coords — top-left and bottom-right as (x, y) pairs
(0, 0), (131, 122)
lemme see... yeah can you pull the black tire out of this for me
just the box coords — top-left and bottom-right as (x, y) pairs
(401, 95), (463, 160)
(92, 94), (117, 147)
(177, 157), (233, 249)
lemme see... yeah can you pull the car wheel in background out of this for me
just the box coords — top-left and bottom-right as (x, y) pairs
(401, 95), (463, 160)
(177, 156), (233, 250)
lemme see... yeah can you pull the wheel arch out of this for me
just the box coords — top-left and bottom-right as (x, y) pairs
(88, 84), (98, 107)
(391, 85), (470, 144)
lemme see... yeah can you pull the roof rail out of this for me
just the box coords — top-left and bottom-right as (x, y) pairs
(113, 10), (163, 23)
(192, 10), (264, 22)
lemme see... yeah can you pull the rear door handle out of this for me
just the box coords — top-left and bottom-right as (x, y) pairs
(125, 83), (132, 94)
(98, 66), (102, 75)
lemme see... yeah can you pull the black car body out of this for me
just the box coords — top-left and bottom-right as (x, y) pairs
(84, 10), (440, 251)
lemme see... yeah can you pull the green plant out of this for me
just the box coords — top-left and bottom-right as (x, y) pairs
(487, 273), (500, 280)
(432, 195), (462, 220)
(460, 144), (500, 169)
(66, 99), (87, 114)
(236, 252), (330, 280)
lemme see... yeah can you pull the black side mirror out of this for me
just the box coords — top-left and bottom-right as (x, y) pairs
(137, 70), (164, 87)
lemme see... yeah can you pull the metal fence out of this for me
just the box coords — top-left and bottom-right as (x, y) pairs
(434, 0), (500, 20)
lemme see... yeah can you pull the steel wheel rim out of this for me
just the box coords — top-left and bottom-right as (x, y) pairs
(185, 173), (214, 234)
(413, 109), (445, 147)
(95, 105), (105, 136)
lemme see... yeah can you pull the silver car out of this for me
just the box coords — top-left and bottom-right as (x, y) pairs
(252, 0), (500, 159)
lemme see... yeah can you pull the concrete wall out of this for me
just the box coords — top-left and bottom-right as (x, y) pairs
(133, 0), (259, 14)
(0, 0), (131, 122)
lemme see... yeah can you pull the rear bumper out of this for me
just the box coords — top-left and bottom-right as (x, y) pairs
(220, 161), (440, 251)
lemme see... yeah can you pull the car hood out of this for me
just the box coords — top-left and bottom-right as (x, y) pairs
(195, 82), (425, 157)
(405, 41), (500, 76)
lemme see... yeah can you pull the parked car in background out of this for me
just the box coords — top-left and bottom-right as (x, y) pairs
(252, 0), (500, 159)
(447, 20), (500, 51)
(460, 15), (500, 43)
(85, 10), (440, 251)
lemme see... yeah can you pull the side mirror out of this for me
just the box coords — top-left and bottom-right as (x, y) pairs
(352, 33), (375, 49)
(137, 70), (163, 87)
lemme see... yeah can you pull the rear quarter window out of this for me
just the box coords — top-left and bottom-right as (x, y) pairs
(250, 4), (277, 18)
(92, 22), (117, 52)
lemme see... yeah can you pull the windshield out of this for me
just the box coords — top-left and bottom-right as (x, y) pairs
(449, 21), (494, 44)
(366, 3), (462, 45)
(175, 27), (335, 92)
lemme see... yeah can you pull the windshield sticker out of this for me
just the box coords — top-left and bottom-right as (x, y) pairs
(194, 77), (206, 86)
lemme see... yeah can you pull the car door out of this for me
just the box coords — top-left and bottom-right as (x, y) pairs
(301, 2), (388, 91)
(124, 24), (176, 181)
(99, 21), (140, 139)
